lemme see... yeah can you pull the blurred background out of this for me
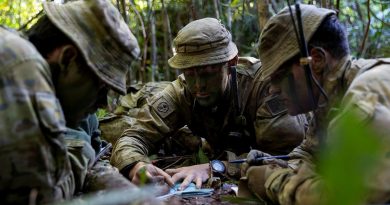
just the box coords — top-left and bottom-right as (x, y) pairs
(1, 0), (389, 83)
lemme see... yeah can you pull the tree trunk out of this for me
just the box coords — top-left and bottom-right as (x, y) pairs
(226, 0), (232, 30)
(129, 0), (146, 83)
(120, 0), (128, 24)
(359, 0), (371, 58)
(213, 0), (220, 19)
(116, 0), (120, 11)
(148, 0), (157, 82)
(161, 0), (173, 80)
(191, 0), (198, 20)
(257, 0), (270, 31)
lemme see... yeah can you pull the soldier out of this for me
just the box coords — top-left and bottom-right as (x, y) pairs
(242, 4), (390, 204)
(0, 0), (140, 204)
(111, 17), (307, 191)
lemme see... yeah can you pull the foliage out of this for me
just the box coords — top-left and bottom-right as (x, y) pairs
(1, 0), (388, 83)
(318, 110), (383, 205)
(194, 147), (209, 164)
(0, 0), (42, 30)
(96, 108), (108, 119)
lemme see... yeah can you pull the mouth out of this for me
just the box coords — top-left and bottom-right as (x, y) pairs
(195, 92), (210, 98)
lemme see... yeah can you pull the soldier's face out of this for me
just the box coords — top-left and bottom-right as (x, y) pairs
(183, 63), (230, 107)
(49, 46), (108, 127)
(270, 60), (318, 115)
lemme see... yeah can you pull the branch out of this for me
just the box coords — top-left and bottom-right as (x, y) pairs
(369, 7), (390, 27)
(359, 0), (371, 57)
(18, 10), (42, 31)
(128, 0), (147, 83)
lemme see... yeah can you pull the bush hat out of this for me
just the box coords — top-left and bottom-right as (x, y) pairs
(44, 0), (140, 95)
(258, 4), (335, 81)
(168, 17), (238, 69)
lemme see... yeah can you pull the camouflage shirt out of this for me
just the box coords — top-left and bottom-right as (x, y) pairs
(0, 27), (74, 204)
(111, 57), (307, 172)
(264, 57), (390, 204)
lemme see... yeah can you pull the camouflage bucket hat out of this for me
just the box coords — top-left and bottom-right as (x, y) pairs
(44, 0), (140, 95)
(168, 17), (238, 69)
(258, 4), (335, 81)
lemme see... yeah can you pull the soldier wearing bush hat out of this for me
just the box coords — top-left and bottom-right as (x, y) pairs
(0, 0), (140, 204)
(111, 17), (307, 191)
(242, 4), (390, 204)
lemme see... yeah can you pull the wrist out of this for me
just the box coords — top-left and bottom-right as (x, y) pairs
(210, 160), (227, 177)
(129, 161), (146, 179)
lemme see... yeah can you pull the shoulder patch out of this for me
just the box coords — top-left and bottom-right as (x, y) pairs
(151, 95), (174, 118)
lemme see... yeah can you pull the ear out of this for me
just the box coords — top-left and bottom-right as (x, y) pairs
(227, 55), (239, 75)
(309, 47), (327, 74)
(58, 45), (78, 69)
(228, 55), (239, 67)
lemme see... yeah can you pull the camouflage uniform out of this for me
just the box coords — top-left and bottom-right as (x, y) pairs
(263, 57), (390, 205)
(250, 4), (390, 204)
(0, 26), (74, 204)
(101, 82), (204, 170)
(99, 82), (171, 144)
(111, 18), (307, 177)
(0, 0), (139, 204)
(66, 114), (136, 195)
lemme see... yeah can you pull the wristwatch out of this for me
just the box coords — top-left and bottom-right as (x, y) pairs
(210, 160), (226, 177)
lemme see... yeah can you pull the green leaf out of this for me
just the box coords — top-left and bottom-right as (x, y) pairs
(196, 148), (209, 164)
(318, 110), (383, 205)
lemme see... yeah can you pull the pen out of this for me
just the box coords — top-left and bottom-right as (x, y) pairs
(228, 155), (290, 164)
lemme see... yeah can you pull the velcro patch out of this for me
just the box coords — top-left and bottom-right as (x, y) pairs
(152, 95), (174, 118)
(264, 94), (287, 117)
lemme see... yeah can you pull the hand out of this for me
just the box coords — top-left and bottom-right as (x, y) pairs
(165, 163), (209, 191)
(246, 165), (276, 200)
(246, 150), (271, 165)
(129, 162), (174, 187)
(246, 150), (288, 167)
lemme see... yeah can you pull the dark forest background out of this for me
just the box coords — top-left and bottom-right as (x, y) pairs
(1, 0), (389, 83)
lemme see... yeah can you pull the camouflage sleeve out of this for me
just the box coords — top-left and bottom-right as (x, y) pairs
(0, 30), (74, 203)
(287, 116), (319, 165)
(253, 82), (307, 155)
(265, 162), (324, 205)
(111, 77), (190, 171)
(328, 62), (390, 203)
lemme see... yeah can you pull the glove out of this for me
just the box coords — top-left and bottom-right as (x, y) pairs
(240, 150), (270, 177)
(246, 150), (271, 165)
(247, 150), (288, 168)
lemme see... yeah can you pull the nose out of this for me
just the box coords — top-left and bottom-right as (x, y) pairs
(194, 75), (207, 91)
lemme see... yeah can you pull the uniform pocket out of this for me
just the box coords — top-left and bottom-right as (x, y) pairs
(35, 92), (66, 133)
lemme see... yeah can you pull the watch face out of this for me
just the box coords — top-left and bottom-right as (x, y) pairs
(211, 160), (226, 173)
